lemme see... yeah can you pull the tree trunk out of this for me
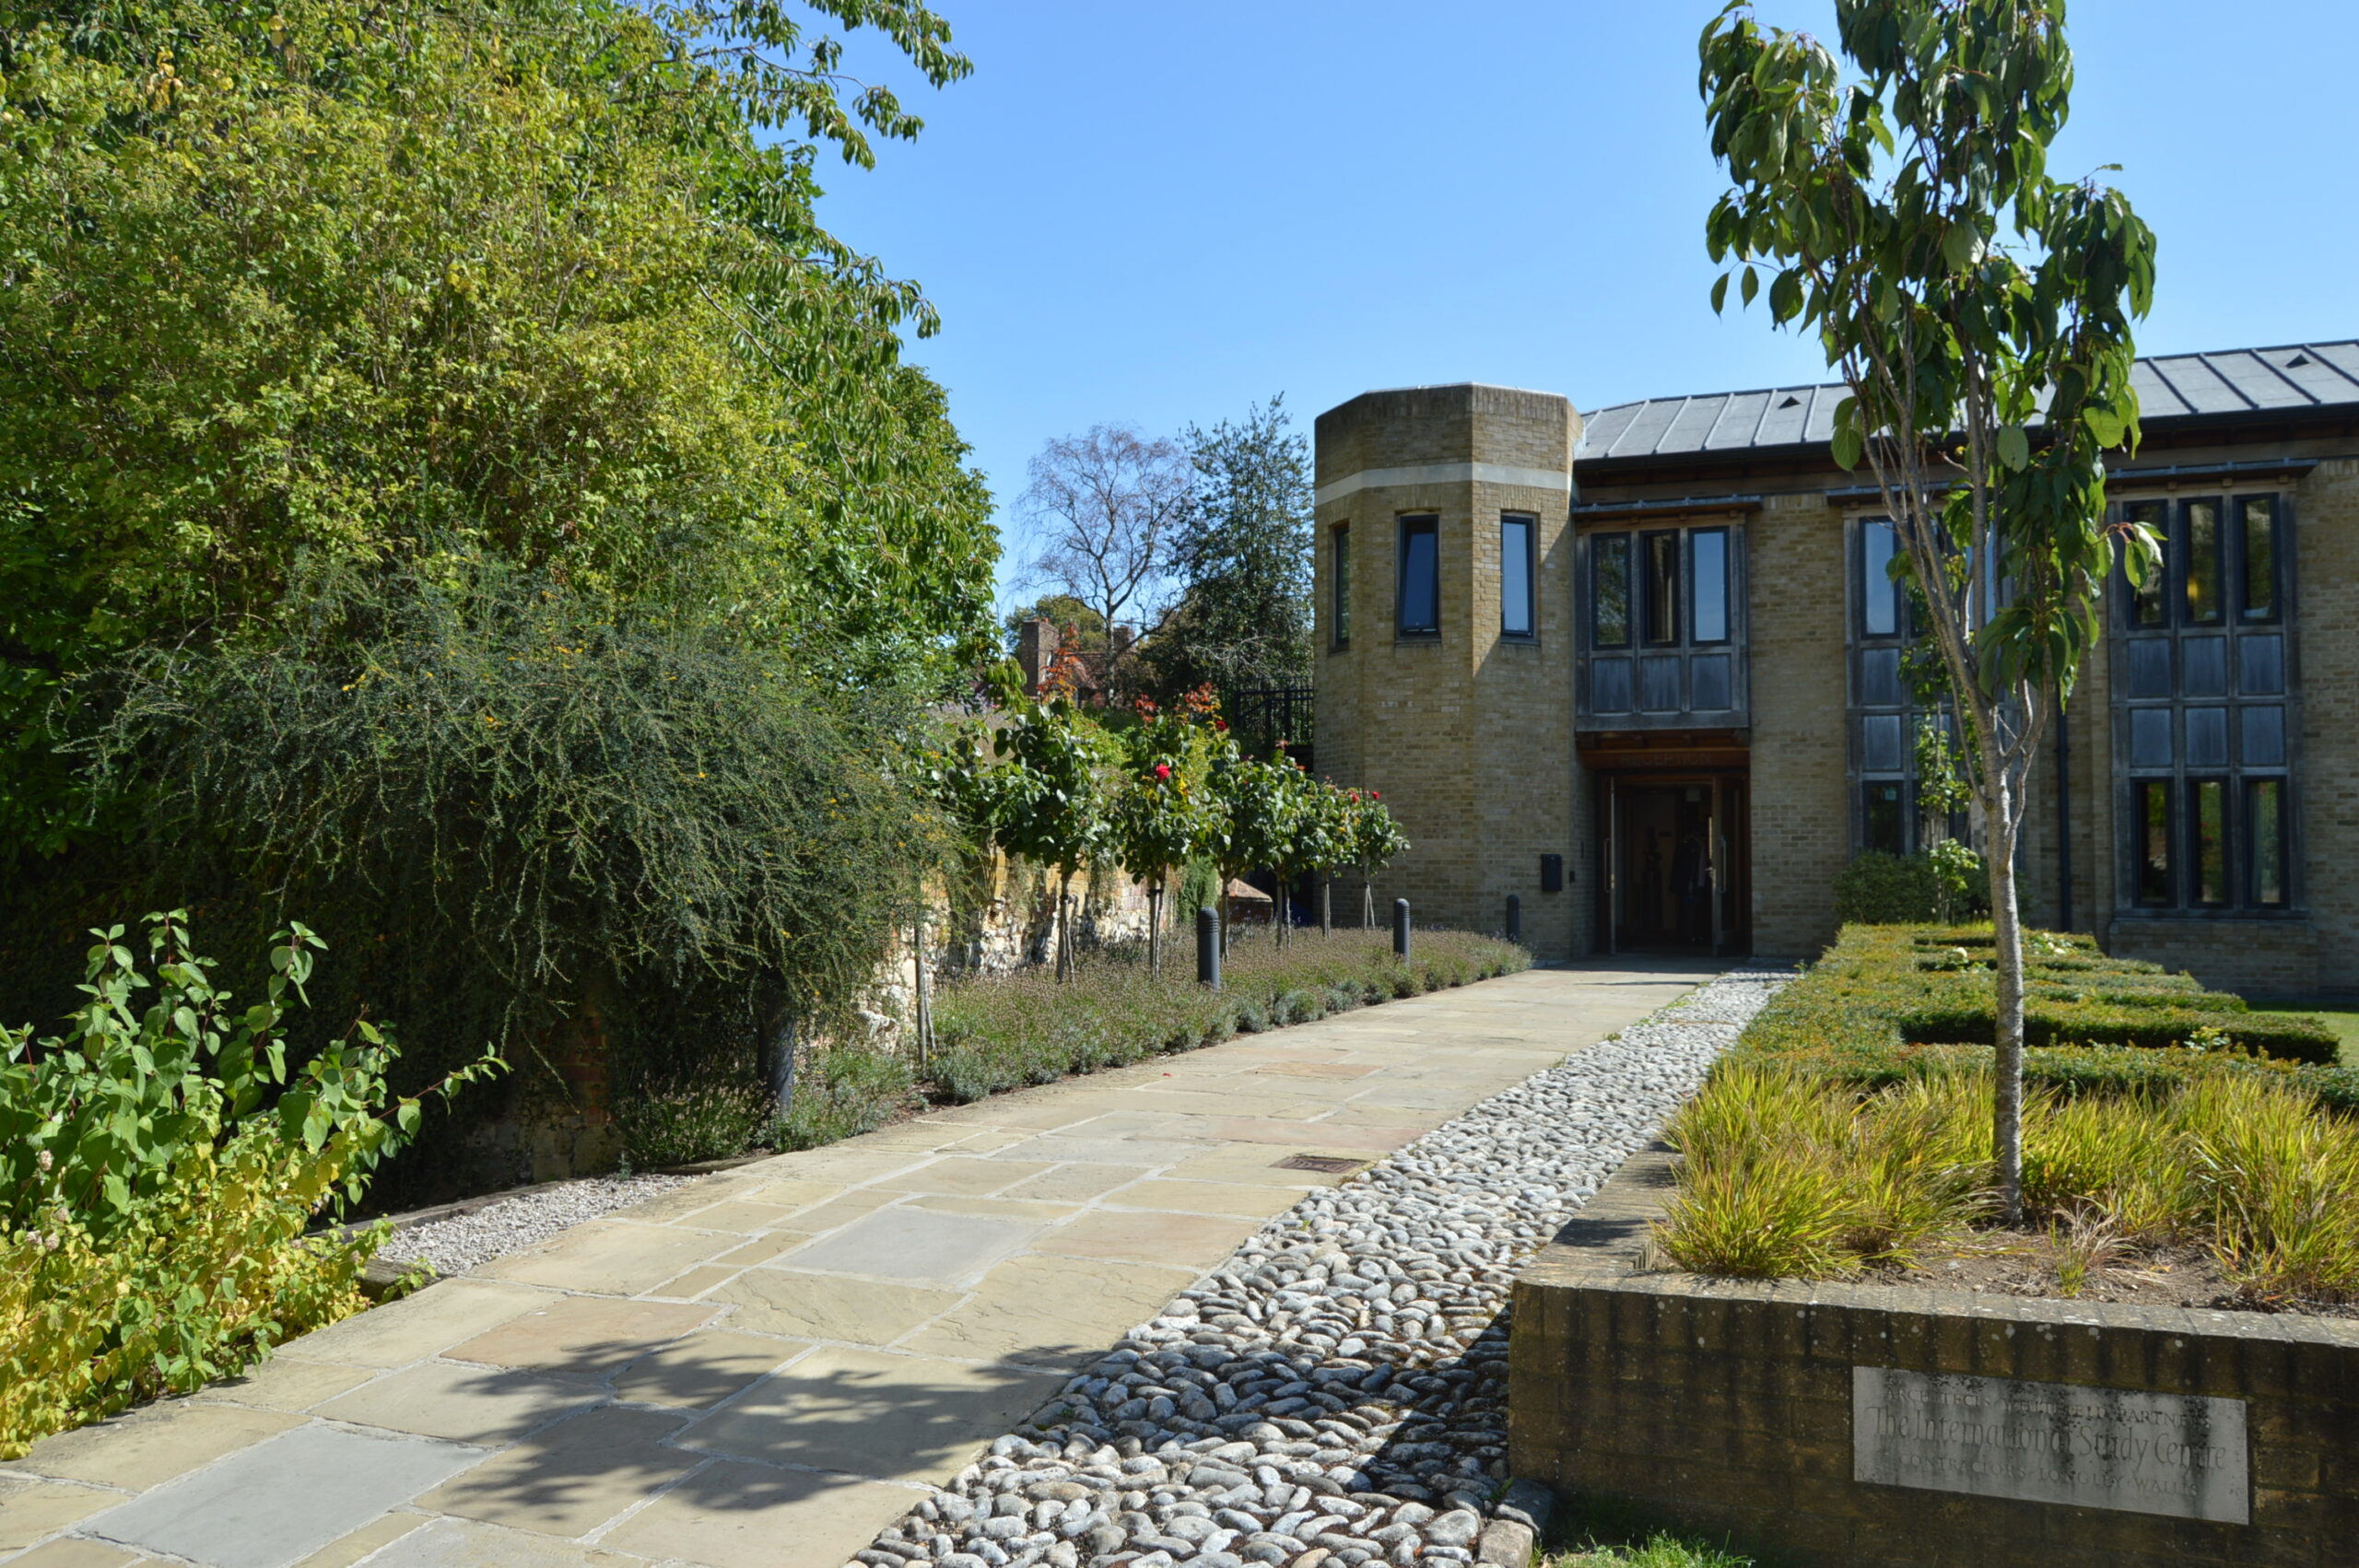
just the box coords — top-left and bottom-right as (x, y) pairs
(1988, 800), (2027, 1225)
(762, 996), (798, 1123)
(1148, 883), (1163, 978)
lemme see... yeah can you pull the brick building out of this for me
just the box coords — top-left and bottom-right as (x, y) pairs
(1313, 344), (2359, 994)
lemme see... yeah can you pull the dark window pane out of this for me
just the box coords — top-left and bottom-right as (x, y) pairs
(2137, 781), (2173, 906)
(1863, 715), (1906, 774)
(1862, 521), (1900, 637)
(2193, 779), (2228, 905)
(2126, 640), (2171, 699)
(2186, 500), (2223, 625)
(1693, 529), (1730, 643)
(1643, 532), (1680, 645)
(2130, 708), (2173, 769)
(2186, 708), (2229, 769)
(2249, 780), (2287, 907)
(1333, 526), (1352, 645)
(1691, 653), (1732, 710)
(1500, 516), (1534, 637)
(1398, 516), (1438, 635)
(1864, 782), (1907, 856)
(1861, 648), (1903, 707)
(2241, 706), (2286, 768)
(2181, 637), (2227, 696)
(1590, 658), (1632, 713)
(2239, 635), (2284, 696)
(2239, 495), (2278, 621)
(2125, 500), (2168, 627)
(1592, 534), (1630, 648)
(1638, 655), (1682, 712)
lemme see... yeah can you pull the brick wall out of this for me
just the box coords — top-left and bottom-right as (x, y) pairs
(1314, 386), (1587, 957)
(1510, 1148), (2359, 1568)
(1743, 493), (1850, 959)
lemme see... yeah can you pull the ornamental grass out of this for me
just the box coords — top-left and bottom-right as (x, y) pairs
(926, 930), (1529, 1105)
(1657, 1059), (2359, 1305)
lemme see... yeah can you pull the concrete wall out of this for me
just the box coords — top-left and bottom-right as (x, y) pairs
(1314, 385), (1586, 957)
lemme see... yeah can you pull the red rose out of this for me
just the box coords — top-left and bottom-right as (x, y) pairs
(1154, 764), (1171, 779)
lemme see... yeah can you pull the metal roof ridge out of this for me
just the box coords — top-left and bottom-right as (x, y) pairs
(1579, 337), (2359, 423)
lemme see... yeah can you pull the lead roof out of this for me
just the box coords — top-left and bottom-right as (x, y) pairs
(1577, 341), (2359, 462)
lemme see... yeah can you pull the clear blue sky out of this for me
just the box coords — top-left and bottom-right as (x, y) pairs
(809, 2), (2357, 607)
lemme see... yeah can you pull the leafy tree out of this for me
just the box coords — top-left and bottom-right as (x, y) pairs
(1344, 789), (1410, 928)
(988, 694), (1111, 981)
(1002, 595), (1109, 659)
(91, 558), (932, 1160)
(1108, 696), (1220, 975)
(1700, 0), (2157, 1218)
(1291, 777), (1360, 935)
(1206, 746), (1309, 953)
(1138, 396), (1314, 703)
(0, 0), (995, 860)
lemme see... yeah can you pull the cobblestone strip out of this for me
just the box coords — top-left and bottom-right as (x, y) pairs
(852, 969), (1789, 1568)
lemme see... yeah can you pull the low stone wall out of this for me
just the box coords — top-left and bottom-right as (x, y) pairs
(1508, 1145), (2359, 1567)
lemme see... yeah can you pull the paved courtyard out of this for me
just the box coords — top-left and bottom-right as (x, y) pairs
(0, 963), (1706, 1568)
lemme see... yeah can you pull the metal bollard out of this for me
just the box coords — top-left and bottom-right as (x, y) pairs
(1505, 894), (1521, 945)
(1392, 897), (1412, 960)
(1197, 906), (1221, 989)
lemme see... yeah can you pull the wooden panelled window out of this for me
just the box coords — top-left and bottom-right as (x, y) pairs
(1642, 532), (1680, 645)
(2186, 500), (2224, 625)
(1396, 515), (1438, 637)
(2238, 496), (2279, 621)
(2136, 780), (2174, 906)
(1692, 529), (1731, 644)
(1863, 781), (1908, 857)
(1592, 533), (1630, 648)
(1861, 520), (1903, 637)
(2248, 779), (2288, 907)
(1332, 523), (1351, 648)
(2117, 492), (2294, 914)
(1500, 513), (1536, 638)
(2191, 779), (2230, 906)
(2126, 500), (2168, 627)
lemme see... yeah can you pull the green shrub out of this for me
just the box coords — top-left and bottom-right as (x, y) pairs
(1744, 924), (2339, 1066)
(0, 914), (494, 1457)
(616, 1082), (775, 1171)
(926, 930), (1530, 1106)
(1832, 852), (1941, 924)
(773, 1045), (918, 1153)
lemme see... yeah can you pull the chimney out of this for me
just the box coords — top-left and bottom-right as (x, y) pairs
(1016, 617), (1059, 694)
(1111, 624), (1136, 660)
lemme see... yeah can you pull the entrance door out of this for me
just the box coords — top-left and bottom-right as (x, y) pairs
(1602, 775), (1751, 955)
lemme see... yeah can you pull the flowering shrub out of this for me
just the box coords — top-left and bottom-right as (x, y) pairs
(0, 914), (496, 1456)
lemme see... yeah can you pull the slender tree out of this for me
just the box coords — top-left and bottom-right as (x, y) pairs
(1700, 0), (2158, 1220)
(1018, 426), (1193, 682)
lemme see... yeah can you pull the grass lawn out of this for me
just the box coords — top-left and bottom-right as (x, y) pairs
(2317, 1010), (2359, 1067)
(1550, 1545), (1755, 1567)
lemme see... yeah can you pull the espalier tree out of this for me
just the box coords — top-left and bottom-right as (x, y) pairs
(1700, 0), (2158, 1219)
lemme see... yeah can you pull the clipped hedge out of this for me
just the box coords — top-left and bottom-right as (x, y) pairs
(927, 930), (1531, 1105)
(1747, 925), (2339, 1065)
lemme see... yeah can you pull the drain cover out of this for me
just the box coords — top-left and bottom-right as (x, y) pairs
(1274, 1153), (1368, 1175)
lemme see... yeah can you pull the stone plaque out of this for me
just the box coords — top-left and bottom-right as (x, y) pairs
(1852, 1364), (2248, 1524)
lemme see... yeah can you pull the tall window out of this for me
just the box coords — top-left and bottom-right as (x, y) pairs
(1641, 531), (1680, 645)
(1860, 520), (1903, 637)
(1500, 513), (1535, 638)
(1692, 529), (1730, 644)
(1592, 533), (1630, 648)
(1332, 523), (1352, 648)
(2117, 492), (2293, 914)
(1397, 514), (1439, 637)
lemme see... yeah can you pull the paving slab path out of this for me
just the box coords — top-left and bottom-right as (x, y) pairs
(0, 962), (1710, 1568)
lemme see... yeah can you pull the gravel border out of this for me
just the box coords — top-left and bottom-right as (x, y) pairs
(851, 969), (1789, 1568)
(373, 1173), (693, 1277)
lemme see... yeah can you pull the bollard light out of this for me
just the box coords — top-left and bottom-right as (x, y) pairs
(1392, 897), (1412, 961)
(1197, 906), (1221, 990)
